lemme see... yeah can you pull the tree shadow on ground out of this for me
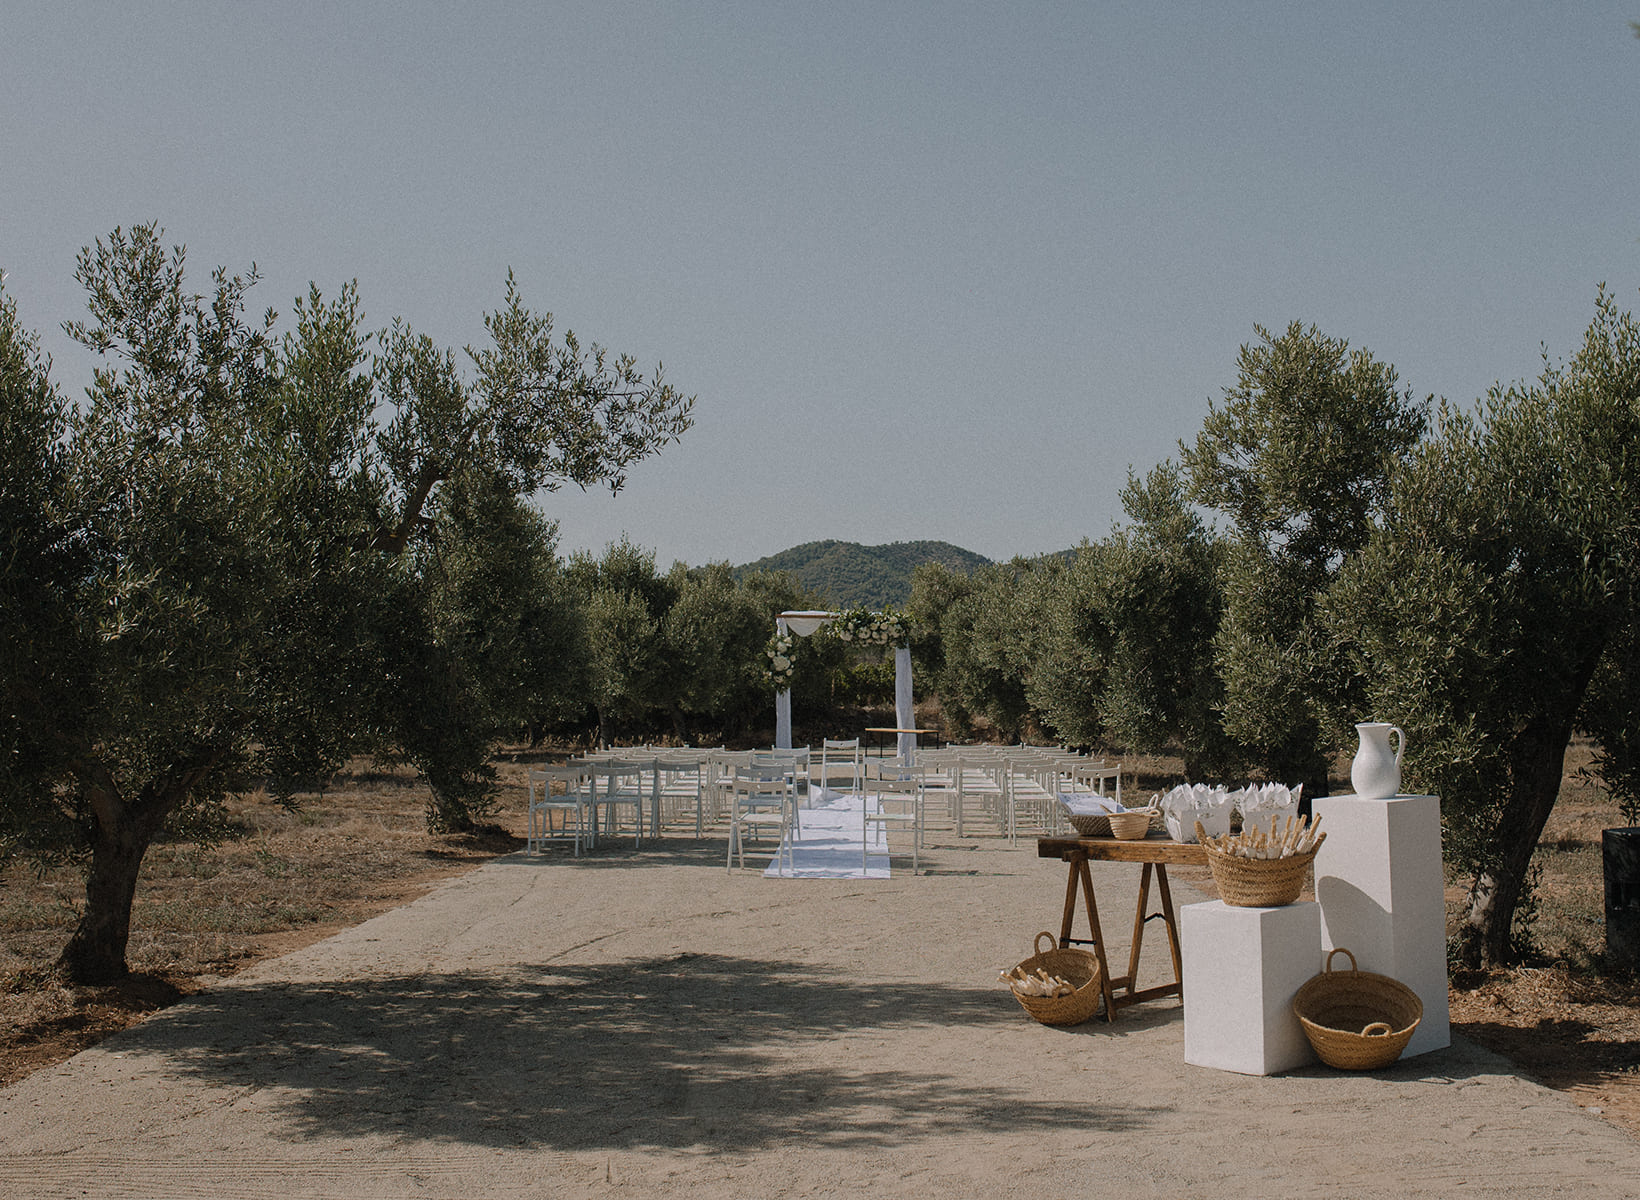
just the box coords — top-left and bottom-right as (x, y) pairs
(1452, 1015), (1640, 1088)
(113, 953), (1161, 1151)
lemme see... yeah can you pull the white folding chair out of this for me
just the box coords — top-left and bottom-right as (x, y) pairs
(526, 764), (591, 856)
(864, 772), (922, 875)
(702, 749), (753, 826)
(817, 738), (863, 794)
(727, 767), (795, 875)
(751, 749), (809, 834)
(656, 749), (714, 837)
(949, 753), (1010, 838)
(587, 760), (649, 849)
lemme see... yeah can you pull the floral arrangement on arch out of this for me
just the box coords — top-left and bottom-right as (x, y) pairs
(831, 606), (911, 649)
(765, 630), (797, 687)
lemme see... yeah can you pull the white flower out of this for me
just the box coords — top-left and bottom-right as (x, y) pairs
(771, 654), (790, 671)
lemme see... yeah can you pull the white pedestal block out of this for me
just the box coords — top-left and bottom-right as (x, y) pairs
(1181, 900), (1320, 1075)
(1313, 794), (1450, 1057)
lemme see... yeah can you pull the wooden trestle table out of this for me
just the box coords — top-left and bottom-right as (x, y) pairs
(1036, 834), (1207, 1021)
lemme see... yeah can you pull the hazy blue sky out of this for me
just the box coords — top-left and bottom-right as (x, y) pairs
(5, 3), (1638, 566)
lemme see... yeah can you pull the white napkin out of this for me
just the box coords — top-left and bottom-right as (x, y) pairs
(1058, 792), (1124, 816)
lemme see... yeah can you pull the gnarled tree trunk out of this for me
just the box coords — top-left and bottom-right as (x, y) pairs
(56, 777), (182, 985)
(1455, 714), (1580, 968)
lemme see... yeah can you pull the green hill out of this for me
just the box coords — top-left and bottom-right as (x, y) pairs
(736, 540), (992, 608)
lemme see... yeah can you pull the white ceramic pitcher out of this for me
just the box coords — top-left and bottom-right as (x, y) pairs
(1351, 722), (1405, 799)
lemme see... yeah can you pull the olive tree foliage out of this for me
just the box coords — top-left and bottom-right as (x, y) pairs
(565, 548), (827, 746)
(906, 561), (972, 710)
(657, 562), (780, 741)
(567, 539), (678, 747)
(0, 224), (692, 982)
(0, 282), (80, 861)
(1033, 463), (1239, 775)
(395, 468), (587, 830)
(370, 271), (692, 554)
(1323, 289), (1640, 966)
(1584, 624), (1640, 829)
(1180, 321), (1426, 795)
(910, 558), (1058, 741)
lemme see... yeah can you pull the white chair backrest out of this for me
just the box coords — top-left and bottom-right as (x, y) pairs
(529, 764), (587, 794)
(733, 763), (793, 800)
(746, 755), (796, 783)
(595, 760), (652, 791)
(868, 772), (923, 794)
(757, 745), (810, 760)
(752, 748), (808, 775)
(818, 738), (862, 787)
(530, 763), (585, 781)
(865, 758), (929, 781)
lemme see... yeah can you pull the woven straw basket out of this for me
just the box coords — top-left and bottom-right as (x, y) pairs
(1202, 842), (1318, 907)
(1065, 812), (1113, 837)
(1293, 948), (1423, 1069)
(1008, 931), (1103, 1026)
(1107, 809), (1157, 840)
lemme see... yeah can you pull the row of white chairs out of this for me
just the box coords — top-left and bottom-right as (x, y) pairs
(867, 745), (1122, 844)
(526, 746), (814, 858)
(524, 739), (1121, 861)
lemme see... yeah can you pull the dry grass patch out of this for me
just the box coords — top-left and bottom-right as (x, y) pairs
(0, 757), (527, 1086)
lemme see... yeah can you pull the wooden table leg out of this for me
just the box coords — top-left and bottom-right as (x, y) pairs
(1157, 864), (1184, 998)
(1057, 854), (1117, 1022)
(1125, 861), (1154, 1002)
(1085, 858), (1118, 1021)
(1059, 853), (1082, 947)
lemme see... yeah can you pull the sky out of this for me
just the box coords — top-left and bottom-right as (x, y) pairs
(4, 3), (1639, 567)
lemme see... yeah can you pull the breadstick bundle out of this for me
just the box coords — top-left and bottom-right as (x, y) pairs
(998, 966), (1075, 998)
(1193, 813), (1326, 860)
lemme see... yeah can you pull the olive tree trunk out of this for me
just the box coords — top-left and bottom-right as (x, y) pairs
(55, 778), (184, 985)
(1454, 715), (1578, 967)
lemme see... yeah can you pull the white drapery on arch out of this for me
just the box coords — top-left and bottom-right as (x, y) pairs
(774, 610), (916, 762)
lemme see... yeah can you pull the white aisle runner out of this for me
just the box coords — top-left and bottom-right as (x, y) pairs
(763, 790), (889, 879)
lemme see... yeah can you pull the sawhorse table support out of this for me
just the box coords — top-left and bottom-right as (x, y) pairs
(1038, 835), (1207, 1021)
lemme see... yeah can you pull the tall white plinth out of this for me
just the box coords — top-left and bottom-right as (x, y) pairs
(1181, 900), (1320, 1076)
(1313, 794), (1450, 1057)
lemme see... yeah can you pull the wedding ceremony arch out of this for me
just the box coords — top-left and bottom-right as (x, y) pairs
(772, 610), (917, 761)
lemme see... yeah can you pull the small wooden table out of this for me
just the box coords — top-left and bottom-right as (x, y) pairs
(1036, 834), (1207, 1021)
(862, 727), (940, 758)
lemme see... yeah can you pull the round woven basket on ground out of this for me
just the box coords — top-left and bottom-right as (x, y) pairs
(1007, 931), (1103, 1026)
(1202, 842), (1318, 907)
(1292, 947), (1423, 1069)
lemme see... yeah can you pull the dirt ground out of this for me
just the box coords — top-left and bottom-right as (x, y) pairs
(3, 746), (1637, 1143)
(1439, 740), (1640, 1135)
(0, 756), (538, 1089)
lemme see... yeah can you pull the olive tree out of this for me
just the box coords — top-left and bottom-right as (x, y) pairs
(1324, 289), (1640, 965)
(916, 558), (1058, 741)
(656, 562), (776, 742)
(0, 281), (80, 862)
(1034, 463), (1239, 774)
(0, 223), (692, 982)
(568, 538), (678, 747)
(394, 466), (587, 829)
(1181, 321), (1426, 794)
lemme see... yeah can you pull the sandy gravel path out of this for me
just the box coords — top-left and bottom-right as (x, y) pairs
(2, 836), (1635, 1199)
